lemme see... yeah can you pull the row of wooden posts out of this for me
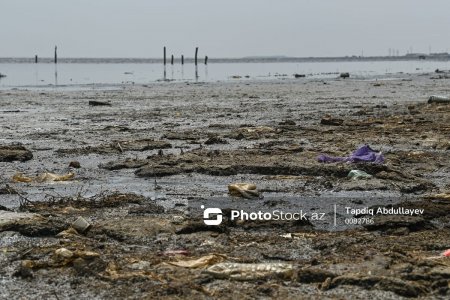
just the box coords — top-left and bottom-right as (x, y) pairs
(164, 47), (208, 65)
(34, 46), (57, 63)
(33, 46), (208, 65)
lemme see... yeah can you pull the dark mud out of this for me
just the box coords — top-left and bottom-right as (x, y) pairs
(1, 75), (449, 298)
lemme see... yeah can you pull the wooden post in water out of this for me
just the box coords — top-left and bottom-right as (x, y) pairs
(54, 46), (57, 64)
(204, 56), (208, 65)
(181, 55), (184, 65)
(163, 47), (166, 65)
(171, 55), (174, 65)
(35, 55), (38, 63)
(195, 47), (198, 66)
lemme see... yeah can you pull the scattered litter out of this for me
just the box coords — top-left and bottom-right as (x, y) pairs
(12, 173), (33, 183)
(427, 249), (450, 259)
(168, 254), (226, 268)
(205, 262), (294, 280)
(348, 170), (373, 180)
(74, 250), (100, 259)
(318, 145), (384, 164)
(228, 183), (260, 199)
(55, 248), (74, 259)
(71, 216), (91, 233)
(12, 172), (75, 183)
(428, 95), (450, 104)
(425, 193), (450, 200)
(54, 248), (99, 261)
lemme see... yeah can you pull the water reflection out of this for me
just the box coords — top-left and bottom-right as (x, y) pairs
(54, 64), (58, 86)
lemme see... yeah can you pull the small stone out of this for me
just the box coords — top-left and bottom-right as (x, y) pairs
(69, 161), (81, 168)
(0, 144), (33, 162)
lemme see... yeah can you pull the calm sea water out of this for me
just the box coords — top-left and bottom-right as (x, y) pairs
(0, 60), (449, 88)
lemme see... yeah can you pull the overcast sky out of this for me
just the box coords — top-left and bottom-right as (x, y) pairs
(1, 0), (450, 58)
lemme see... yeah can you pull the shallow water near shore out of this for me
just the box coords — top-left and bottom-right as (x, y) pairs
(1, 59), (450, 88)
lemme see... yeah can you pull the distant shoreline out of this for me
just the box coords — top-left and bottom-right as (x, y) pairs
(1, 55), (449, 64)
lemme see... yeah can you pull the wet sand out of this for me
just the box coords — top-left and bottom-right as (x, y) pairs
(1, 74), (449, 298)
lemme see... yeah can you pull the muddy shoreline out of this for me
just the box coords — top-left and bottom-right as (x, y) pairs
(1, 74), (449, 298)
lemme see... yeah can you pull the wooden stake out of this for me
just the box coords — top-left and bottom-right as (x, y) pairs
(35, 55), (38, 63)
(181, 55), (184, 65)
(54, 46), (57, 64)
(204, 56), (208, 65)
(195, 47), (198, 66)
(163, 47), (166, 65)
(171, 55), (174, 65)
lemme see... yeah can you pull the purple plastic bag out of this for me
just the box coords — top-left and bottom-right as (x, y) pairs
(318, 145), (384, 164)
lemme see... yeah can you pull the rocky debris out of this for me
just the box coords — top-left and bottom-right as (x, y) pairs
(162, 131), (204, 141)
(0, 184), (18, 195)
(327, 275), (426, 297)
(99, 158), (148, 170)
(340, 72), (350, 78)
(69, 161), (81, 168)
(320, 115), (344, 126)
(57, 139), (171, 155)
(296, 268), (337, 283)
(228, 126), (280, 140)
(278, 119), (296, 125)
(0, 211), (66, 236)
(204, 136), (228, 145)
(0, 211), (42, 229)
(257, 140), (304, 153)
(0, 144), (33, 162)
(364, 215), (433, 234)
(88, 100), (111, 106)
(133, 149), (392, 180)
(1, 73), (450, 299)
